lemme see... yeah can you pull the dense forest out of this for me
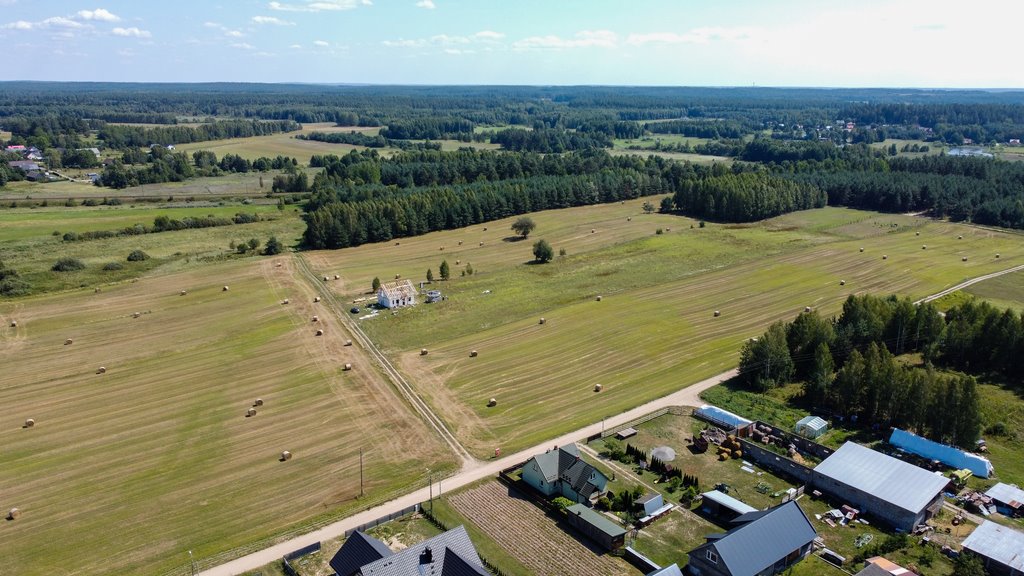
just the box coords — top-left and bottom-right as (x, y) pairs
(738, 294), (1024, 448)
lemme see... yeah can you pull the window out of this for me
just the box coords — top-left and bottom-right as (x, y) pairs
(705, 549), (718, 564)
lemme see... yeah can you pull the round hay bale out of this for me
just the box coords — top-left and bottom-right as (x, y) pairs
(996, 253), (1001, 258)
(539, 317), (546, 325)
(315, 329), (324, 336)
(254, 398), (264, 407)
(246, 408), (256, 417)
(344, 363), (352, 371)
(132, 312), (141, 318)
(223, 285), (229, 291)
(483, 227), (488, 231)
(345, 339), (353, 346)
(10, 320), (16, 327)
(421, 348), (429, 356)
(666, 227), (671, 231)
(282, 299), (290, 305)
(439, 246), (444, 251)
(714, 310), (721, 317)
(180, 290), (187, 296)
(958, 235), (963, 240)
(594, 383), (603, 392)
(96, 366), (106, 374)
(859, 247), (864, 252)
(95, 287), (101, 293)
(334, 274), (340, 280)
(596, 295), (602, 302)
(458, 241), (463, 245)
(479, 241), (484, 246)
(470, 350), (478, 357)
(456, 260), (461, 265)
(276, 262), (283, 268)
(591, 228), (595, 233)
(395, 274), (401, 279)
(314, 296), (321, 302)
(23, 418), (34, 428)
(7, 508), (21, 520)
(840, 280), (846, 286)
(64, 338), (73, 345)
(280, 450), (292, 461)
(487, 398), (497, 407)
(627, 217), (632, 221)
(312, 315), (319, 322)
(916, 231), (920, 236)
(962, 256), (968, 261)
(922, 245), (927, 250)
(804, 306), (812, 312)
(323, 276), (330, 282)
(882, 255), (888, 260)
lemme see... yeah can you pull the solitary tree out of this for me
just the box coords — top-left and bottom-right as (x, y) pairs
(532, 239), (554, 263)
(372, 276), (381, 292)
(439, 260), (450, 280)
(262, 236), (282, 255)
(426, 268), (434, 283)
(511, 216), (536, 239)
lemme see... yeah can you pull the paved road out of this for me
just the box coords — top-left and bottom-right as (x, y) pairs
(197, 368), (737, 576)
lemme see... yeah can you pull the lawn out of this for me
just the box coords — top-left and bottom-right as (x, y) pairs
(0, 256), (458, 575)
(963, 269), (1024, 311)
(336, 208), (1024, 457)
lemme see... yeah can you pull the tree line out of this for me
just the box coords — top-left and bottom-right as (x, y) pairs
(97, 119), (301, 148)
(738, 293), (1024, 447)
(668, 171), (826, 222)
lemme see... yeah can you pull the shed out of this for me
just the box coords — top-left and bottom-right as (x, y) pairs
(694, 405), (752, 430)
(812, 442), (948, 531)
(565, 504), (626, 550)
(889, 428), (994, 478)
(615, 427), (638, 440)
(985, 483), (1024, 518)
(961, 520), (1024, 576)
(794, 416), (828, 439)
(637, 493), (665, 517)
(700, 490), (757, 521)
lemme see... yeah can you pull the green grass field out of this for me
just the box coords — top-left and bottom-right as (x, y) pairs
(0, 171), (292, 201)
(963, 269), (1024, 311)
(174, 123), (381, 161)
(308, 205), (1024, 457)
(0, 256), (458, 575)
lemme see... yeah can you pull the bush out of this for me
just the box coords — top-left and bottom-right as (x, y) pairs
(102, 262), (124, 271)
(126, 249), (150, 262)
(656, 228), (663, 235)
(985, 421), (1008, 436)
(52, 257), (86, 272)
(262, 236), (282, 255)
(551, 496), (575, 512)
(532, 239), (553, 263)
(62, 232), (79, 242)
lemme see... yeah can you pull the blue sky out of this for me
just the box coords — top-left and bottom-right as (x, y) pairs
(1, 0), (1020, 87)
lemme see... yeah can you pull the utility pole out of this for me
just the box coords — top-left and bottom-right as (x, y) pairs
(188, 550), (197, 576)
(359, 448), (364, 497)
(428, 470), (433, 512)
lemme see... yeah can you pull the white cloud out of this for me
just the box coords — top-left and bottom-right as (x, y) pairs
(2, 20), (33, 30)
(254, 51), (276, 57)
(269, 0), (364, 12)
(231, 42), (255, 49)
(430, 34), (469, 45)
(512, 30), (617, 51)
(313, 39), (329, 47)
(77, 8), (120, 22)
(225, 29), (244, 38)
(42, 16), (84, 28)
(203, 21), (220, 28)
(382, 38), (425, 48)
(383, 30), (504, 50)
(473, 30), (504, 40)
(625, 27), (755, 46)
(112, 26), (151, 38)
(415, 0), (435, 8)
(289, 43), (302, 48)
(252, 16), (295, 25)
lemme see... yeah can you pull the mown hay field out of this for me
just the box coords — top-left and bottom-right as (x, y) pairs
(964, 268), (1024, 311)
(0, 256), (457, 575)
(307, 205), (1024, 457)
(174, 123), (380, 161)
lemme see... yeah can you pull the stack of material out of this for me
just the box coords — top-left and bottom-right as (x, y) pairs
(717, 434), (743, 460)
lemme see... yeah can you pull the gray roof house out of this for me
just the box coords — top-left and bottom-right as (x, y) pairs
(521, 443), (609, 505)
(811, 442), (947, 531)
(685, 500), (817, 576)
(961, 520), (1024, 576)
(329, 525), (488, 576)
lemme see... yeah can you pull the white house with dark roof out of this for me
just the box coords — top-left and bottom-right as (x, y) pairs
(329, 525), (488, 576)
(377, 279), (417, 309)
(811, 442), (947, 531)
(520, 443), (608, 505)
(685, 500), (817, 576)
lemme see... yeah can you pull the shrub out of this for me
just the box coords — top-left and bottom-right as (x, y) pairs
(263, 236), (282, 255)
(699, 220), (706, 228)
(551, 496), (575, 512)
(52, 257), (86, 272)
(656, 228), (664, 235)
(102, 262), (124, 271)
(126, 249), (150, 262)
(62, 232), (79, 242)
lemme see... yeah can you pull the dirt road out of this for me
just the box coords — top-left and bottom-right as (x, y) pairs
(196, 368), (736, 576)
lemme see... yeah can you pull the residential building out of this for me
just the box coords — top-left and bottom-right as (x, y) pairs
(520, 443), (608, 505)
(686, 500), (817, 576)
(961, 520), (1024, 576)
(564, 503), (626, 550)
(329, 525), (488, 576)
(811, 442), (947, 531)
(377, 279), (417, 308)
(855, 556), (919, 576)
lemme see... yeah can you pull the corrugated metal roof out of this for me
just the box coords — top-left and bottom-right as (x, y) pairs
(567, 504), (627, 538)
(701, 490), (757, 515)
(961, 520), (1024, 571)
(707, 501), (817, 576)
(694, 404), (752, 429)
(889, 428), (993, 478)
(813, 442), (948, 514)
(985, 483), (1024, 505)
(647, 564), (683, 576)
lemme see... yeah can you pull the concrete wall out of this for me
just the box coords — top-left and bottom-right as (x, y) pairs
(741, 421), (834, 461)
(739, 440), (814, 485)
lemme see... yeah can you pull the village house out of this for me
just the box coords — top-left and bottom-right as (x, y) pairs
(377, 279), (417, 309)
(521, 443), (609, 505)
(855, 556), (919, 576)
(329, 525), (488, 576)
(685, 500), (817, 576)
